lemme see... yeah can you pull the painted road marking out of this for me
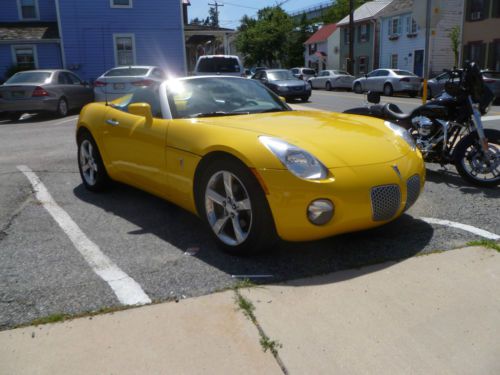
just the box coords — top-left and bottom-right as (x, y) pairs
(420, 217), (500, 240)
(17, 165), (151, 306)
(482, 115), (500, 122)
(52, 116), (78, 126)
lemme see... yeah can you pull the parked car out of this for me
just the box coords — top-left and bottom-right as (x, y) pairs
(308, 70), (355, 91)
(252, 69), (311, 102)
(481, 71), (500, 101)
(0, 69), (93, 121)
(194, 55), (244, 77)
(352, 69), (422, 97)
(76, 76), (425, 254)
(291, 67), (317, 81)
(93, 66), (165, 102)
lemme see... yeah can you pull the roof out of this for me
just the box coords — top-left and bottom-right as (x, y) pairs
(337, 0), (393, 26)
(0, 22), (59, 41)
(378, 0), (413, 17)
(304, 24), (337, 45)
(184, 24), (234, 32)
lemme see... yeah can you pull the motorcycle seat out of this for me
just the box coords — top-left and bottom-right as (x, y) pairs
(383, 103), (412, 120)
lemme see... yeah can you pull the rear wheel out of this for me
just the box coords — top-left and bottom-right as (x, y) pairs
(354, 82), (363, 94)
(301, 96), (310, 102)
(325, 81), (332, 91)
(77, 131), (109, 191)
(454, 129), (500, 187)
(383, 83), (394, 96)
(55, 98), (68, 117)
(196, 157), (277, 255)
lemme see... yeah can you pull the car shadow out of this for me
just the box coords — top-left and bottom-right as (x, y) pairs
(73, 182), (434, 287)
(425, 166), (500, 197)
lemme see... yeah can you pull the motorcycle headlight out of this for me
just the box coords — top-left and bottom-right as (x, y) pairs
(259, 136), (328, 180)
(385, 121), (416, 150)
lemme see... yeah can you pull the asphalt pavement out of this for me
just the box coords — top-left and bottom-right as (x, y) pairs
(0, 97), (499, 330)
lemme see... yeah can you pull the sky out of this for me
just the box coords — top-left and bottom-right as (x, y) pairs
(187, 0), (329, 29)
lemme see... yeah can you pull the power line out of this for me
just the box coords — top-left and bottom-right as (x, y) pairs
(223, 1), (259, 10)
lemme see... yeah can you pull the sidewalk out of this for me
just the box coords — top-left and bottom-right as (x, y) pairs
(1, 246), (499, 374)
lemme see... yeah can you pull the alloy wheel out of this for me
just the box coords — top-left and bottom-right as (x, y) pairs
(79, 139), (98, 186)
(204, 170), (252, 246)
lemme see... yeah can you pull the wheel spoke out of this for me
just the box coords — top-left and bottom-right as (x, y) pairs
(206, 188), (226, 206)
(223, 172), (234, 199)
(236, 198), (251, 211)
(82, 163), (90, 172)
(88, 142), (93, 157)
(82, 147), (90, 159)
(89, 168), (95, 182)
(231, 216), (245, 243)
(213, 216), (229, 234)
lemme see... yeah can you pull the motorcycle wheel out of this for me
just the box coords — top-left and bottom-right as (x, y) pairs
(454, 129), (500, 187)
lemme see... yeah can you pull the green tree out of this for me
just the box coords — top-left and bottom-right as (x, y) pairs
(235, 7), (293, 67)
(284, 13), (316, 67)
(208, 6), (219, 27)
(448, 26), (460, 68)
(322, 0), (369, 24)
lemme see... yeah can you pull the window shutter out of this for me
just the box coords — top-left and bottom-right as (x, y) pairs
(483, 0), (491, 18)
(397, 17), (402, 34)
(480, 43), (487, 68)
(387, 19), (391, 35)
(358, 26), (361, 42)
(488, 42), (495, 69)
(366, 23), (371, 41)
(465, 0), (472, 21)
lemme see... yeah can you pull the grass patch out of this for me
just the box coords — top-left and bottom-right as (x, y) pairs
(260, 334), (283, 356)
(233, 278), (256, 290)
(30, 313), (69, 326)
(235, 291), (256, 322)
(467, 240), (500, 252)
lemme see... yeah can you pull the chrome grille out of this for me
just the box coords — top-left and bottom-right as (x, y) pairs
(371, 185), (401, 221)
(404, 174), (421, 211)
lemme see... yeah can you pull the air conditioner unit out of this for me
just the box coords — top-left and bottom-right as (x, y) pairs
(470, 11), (482, 20)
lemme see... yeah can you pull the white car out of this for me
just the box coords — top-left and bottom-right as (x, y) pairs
(308, 70), (355, 90)
(352, 69), (422, 97)
(290, 67), (316, 81)
(93, 66), (166, 102)
(194, 55), (244, 77)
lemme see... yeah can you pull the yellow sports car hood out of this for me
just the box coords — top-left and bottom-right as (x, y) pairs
(198, 110), (412, 168)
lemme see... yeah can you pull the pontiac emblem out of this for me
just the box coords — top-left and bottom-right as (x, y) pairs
(392, 165), (402, 179)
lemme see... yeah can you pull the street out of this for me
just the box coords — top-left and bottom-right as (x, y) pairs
(0, 91), (499, 330)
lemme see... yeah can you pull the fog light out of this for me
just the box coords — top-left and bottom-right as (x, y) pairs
(307, 199), (334, 225)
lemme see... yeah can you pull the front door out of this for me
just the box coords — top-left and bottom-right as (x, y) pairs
(414, 50), (424, 77)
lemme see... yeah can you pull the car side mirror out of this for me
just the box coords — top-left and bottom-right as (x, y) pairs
(364, 74), (368, 79)
(279, 96), (286, 102)
(367, 91), (381, 104)
(261, 77), (268, 83)
(128, 103), (153, 122)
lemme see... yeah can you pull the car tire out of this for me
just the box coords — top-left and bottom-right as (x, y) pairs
(301, 96), (310, 102)
(409, 91), (417, 98)
(6, 112), (20, 122)
(325, 81), (332, 91)
(196, 157), (277, 255)
(77, 131), (109, 192)
(354, 82), (363, 94)
(383, 83), (394, 96)
(55, 98), (68, 117)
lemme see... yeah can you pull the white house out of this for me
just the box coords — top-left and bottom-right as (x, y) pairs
(304, 23), (340, 71)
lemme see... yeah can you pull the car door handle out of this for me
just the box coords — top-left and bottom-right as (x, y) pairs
(106, 119), (119, 126)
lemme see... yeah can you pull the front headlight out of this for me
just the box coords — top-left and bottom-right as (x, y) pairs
(259, 136), (328, 180)
(385, 121), (416, 150)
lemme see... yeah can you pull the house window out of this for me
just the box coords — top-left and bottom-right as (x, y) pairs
(344, 29), (350, 45)
(389, 17), (401, 35)
(406, 16), (418, 34)
(17, 0), (39, 20)
(465, 41), (486, 68)
(358, 24), (369, 43)
(114, 34), (136, 66)
(110, 0), (133, 8)
(391, 54), (398, 69)
(468, 0), (488, 21)
(358, 56), (368, 75)
(309, 44), (317, 55)
(12, 45), (37, 69)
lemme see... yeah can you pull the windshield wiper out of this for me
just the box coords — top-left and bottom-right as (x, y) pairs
(258, 108), (287, 113)
(190, 111), (249, 118)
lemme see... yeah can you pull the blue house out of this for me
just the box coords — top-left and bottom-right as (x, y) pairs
(0, 0), (186, 81)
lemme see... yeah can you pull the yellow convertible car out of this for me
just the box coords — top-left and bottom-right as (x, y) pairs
(76, 76), (425, 254)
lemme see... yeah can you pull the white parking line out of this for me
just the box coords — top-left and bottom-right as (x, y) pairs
(17, 165), (151, 306)
(52, 116), (78, 126)
(482, 115), (500, 122)
(420, 217), (500, 240)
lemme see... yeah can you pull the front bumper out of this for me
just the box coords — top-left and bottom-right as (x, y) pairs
(0, 97), (58, 113)
(258, 151), (425, 242)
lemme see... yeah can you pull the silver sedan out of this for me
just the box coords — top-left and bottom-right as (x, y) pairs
(0, 70), (94, 120)
(352, 69), (422, 97)
(308, 70), (355, 91)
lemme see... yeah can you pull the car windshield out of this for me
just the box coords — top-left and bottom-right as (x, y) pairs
(166, 77), (289, 119)
(6, 72), (52, 84)
(483, 71), (500, 79)
(104, 68), (150, 77)
(393, 70), (417, 76)
(268, 71), (296, 81)
(197, 57), (240, 73)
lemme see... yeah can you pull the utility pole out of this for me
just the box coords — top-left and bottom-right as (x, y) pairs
(208, 1), (223, 27)
(348, 0), (355, 75)
(422, 0), (432, 103)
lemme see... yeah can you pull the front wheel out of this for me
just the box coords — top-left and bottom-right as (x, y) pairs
(454, 129), (500, 187)
(383, 83), (394, 96)
(196, 158), (277, 255)
(301, 96), (310, 102)
(77, 131), (109, 191)
(354, 82), (363, 94)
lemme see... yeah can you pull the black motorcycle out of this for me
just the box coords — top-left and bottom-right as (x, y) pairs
(344, 62), (499, 187)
